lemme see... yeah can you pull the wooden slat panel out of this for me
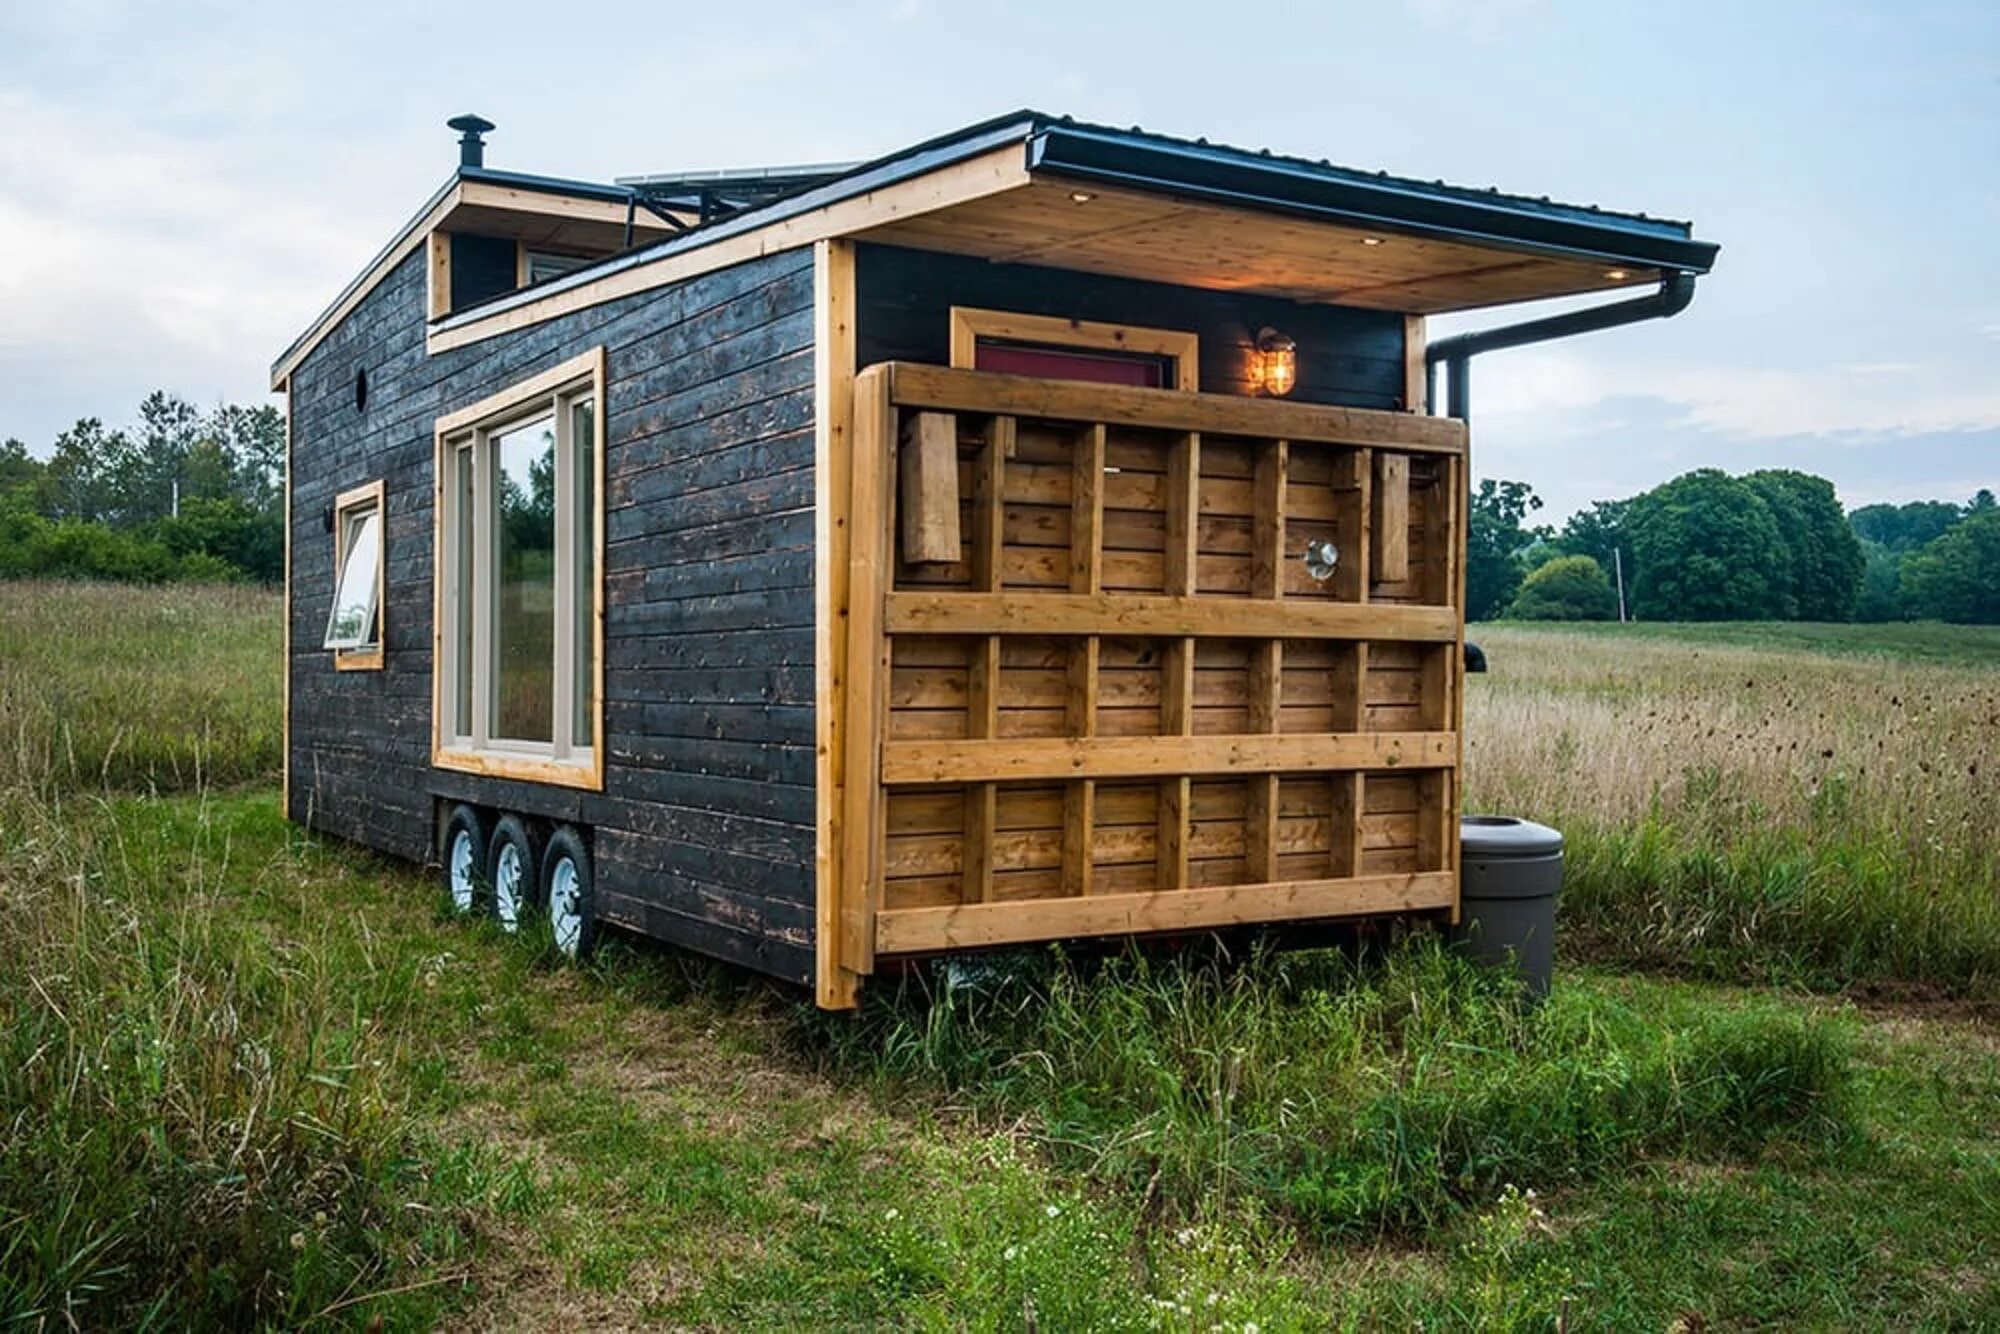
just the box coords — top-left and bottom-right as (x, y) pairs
(1072, 423), (1106, 594)
(1403, 314), (1426, 413)
(1064, 779), (1096, 897)
(1374, 452), (1410, 584)
(839, 365), (894, 976)
(1331, 773), (1364, 877)
(900, 411), (961, 563)
(877, 871), (1457, 952)
(885, 592), (1457, 641)
(971, 416), (1010, 590)
(883, 731), (1454, 784)
(887, 362), (1467, 453)
(883, 806), (1422, 877)
(965, 782), (996, 903)
(1164, 431), (1200, 595)
(1251, 438), (1287, 600)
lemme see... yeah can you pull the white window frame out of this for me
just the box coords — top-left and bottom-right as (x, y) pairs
(327, 479), (385, 671)
(519, 246), (593, 287)
(432, 347), (606, 790)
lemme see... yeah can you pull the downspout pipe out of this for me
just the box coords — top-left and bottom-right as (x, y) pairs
(1425, 270), (1698, 422)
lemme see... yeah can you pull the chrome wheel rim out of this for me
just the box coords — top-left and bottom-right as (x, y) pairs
(449, 829), (476, 913)
(549, 855), (583, 958)
(494, 842), (524, 932)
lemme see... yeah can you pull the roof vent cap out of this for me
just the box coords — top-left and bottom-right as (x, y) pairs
(447, 114), (495, 169)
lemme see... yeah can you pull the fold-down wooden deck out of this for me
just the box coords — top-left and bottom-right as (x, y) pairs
(823, 362), (1467, 1005)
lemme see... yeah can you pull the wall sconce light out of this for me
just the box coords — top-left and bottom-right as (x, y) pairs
(1254, 327), (1297, 397)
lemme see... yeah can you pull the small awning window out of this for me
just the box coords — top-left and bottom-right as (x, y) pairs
(325, 499), (383, 651)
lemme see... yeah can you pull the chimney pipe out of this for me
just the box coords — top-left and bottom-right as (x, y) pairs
(447, 114), (495, 169)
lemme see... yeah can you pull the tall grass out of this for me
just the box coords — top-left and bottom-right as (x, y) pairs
(0, 580), (280, 794)
(812, 943), (1855, 1237)
(0, 790), (479, 1326)
(1469, 627), (2000, 997)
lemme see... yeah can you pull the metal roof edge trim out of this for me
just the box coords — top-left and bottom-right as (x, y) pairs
(1027, 124), (1720, 276)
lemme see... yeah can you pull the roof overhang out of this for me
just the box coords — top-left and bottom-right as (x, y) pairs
(284, 112), (1718, 372)
(1028, 124), (1717, 275)
(269, 168), (682, 389)
(848, 122), (1716, 314)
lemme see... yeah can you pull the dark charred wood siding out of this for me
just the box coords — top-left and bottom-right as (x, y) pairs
(288, 245), (817, 985)
(853, 243), (1410, 410)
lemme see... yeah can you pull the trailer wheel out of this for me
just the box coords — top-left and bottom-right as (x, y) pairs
(442, 804), (488, 915)
(487, 815), (542, 933)
(542, 826), (597, 962)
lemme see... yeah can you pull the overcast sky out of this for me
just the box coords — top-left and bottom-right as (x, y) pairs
(1, 0), (1993, 520)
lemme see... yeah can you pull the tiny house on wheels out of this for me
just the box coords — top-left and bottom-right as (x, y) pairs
(276, 111), (1716, 1008)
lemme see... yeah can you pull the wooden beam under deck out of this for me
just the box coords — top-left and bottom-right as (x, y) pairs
(877, 871), (1457, 954)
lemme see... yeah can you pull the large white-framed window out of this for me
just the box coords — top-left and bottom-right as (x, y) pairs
(326, 479), (385, 671)
(432, 347), (605, 789)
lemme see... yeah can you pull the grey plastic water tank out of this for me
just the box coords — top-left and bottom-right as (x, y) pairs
(1452, 816), (1564, 1000)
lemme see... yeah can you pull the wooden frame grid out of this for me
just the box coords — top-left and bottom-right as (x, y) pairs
(827, 363), (1467, 976)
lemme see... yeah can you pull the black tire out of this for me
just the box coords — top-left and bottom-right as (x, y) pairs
(441, 804), (488, 915)
(541, 825), (598, 962)
(486, 814), (542, 933)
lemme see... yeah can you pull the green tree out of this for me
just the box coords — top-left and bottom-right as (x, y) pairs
(1506, 553), (1618, 621)
(1744, 469), (1863, 621)
(1555, 497), (1632, 573)
(1626, 469), (1786, 621)
(1853, 540), (1906, 622)
(43, 419), (139, 523)
(152, 497), (282, 583)
(133, 391), (203, 521)
(1466, 478), (1548, 621)
(0, 438), (42, 499)
(180, 436), (238, 506)
(211, 403), (285, 515)
(1848, 500), (1962, 552)
(1899, 511), (2000, 624)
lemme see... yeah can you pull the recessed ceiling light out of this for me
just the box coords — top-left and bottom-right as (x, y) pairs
(1069, 190), (1096, 204)
(1361, 236), (1384, 246)
(1604, 268), (1629, 281)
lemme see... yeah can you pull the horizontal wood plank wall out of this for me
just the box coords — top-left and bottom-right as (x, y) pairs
(289, 243), (820, 985)
(855, 244), (1411, 411)
(859, 364), (1464, 953)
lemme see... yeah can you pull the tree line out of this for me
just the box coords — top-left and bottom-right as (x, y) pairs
(0, 393), (284, 583)
(1469, 468), (1999, 625)
(5, 391), (1993, 627)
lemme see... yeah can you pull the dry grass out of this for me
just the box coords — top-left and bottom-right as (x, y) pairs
(1467, 626), (2000, 995)
(0, 580), (280, 794)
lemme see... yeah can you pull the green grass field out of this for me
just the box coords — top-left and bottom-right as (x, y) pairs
(0, 582), (1994, 1328)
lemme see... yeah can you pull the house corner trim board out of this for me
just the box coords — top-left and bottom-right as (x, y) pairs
(813, 238), (862, 1010)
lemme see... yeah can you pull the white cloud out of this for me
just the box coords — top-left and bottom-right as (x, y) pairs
(1466, 343), (2000, 441)
(0, 89), (373, 433)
